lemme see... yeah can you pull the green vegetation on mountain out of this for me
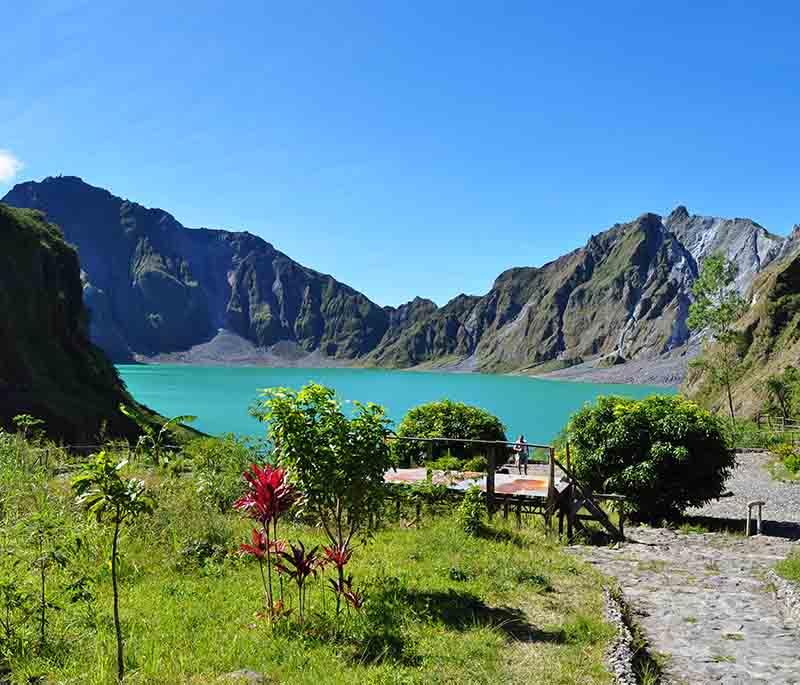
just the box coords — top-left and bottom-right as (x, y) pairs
(0, 204), (163, 442)
(369, 213), (696, 373)
(687, 249), (800, 417)
(2, 177), (407, 362)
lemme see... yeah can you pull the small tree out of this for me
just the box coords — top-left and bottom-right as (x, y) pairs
(12, 415), (45, 442)
(120, 404), (196, 467)
(761, 367), (800, 422)
(27, 490), (67, 649)
(72, 453), (154, 681)
(566, 395), (734, 523)
(253, 384), (392, 613)
(687, 254), (748, 426)
(393, 399), (507, 467)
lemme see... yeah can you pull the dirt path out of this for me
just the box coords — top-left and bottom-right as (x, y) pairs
(575, 527), (800, 684)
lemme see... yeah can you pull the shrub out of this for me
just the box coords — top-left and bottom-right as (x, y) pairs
(184, 434), (266, 511)
(72, 452), (154, 682)
(773, 443), (800, 474)
(462, 455), (488, 472)
(566, 395), (734, 523)
(393, 400), (506, 467)
(456, 485), (484, 536)
(425, 454), (462, 472)
(253, 383), (392, 614)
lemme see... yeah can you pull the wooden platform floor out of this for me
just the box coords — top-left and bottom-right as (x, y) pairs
(385, 465), (567, 500)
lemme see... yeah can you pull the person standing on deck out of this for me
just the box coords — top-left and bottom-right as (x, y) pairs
(514, 435), (529, 475)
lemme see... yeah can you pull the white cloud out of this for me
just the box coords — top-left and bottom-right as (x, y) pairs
(0, 150), (23, 183)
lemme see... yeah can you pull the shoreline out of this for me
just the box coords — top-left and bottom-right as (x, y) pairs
(125, 329), (687, 388)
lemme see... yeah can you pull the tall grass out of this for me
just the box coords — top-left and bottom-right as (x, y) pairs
(0, 436), (613, 684)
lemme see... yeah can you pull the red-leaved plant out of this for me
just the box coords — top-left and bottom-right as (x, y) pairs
(328, 574), (364, 611)
(322, 542), (353, 614)
(240, 528), (268, 603)
(275, 541), (320, 622)
(234, 464), (296, 614)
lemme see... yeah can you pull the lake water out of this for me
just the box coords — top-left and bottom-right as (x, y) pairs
(117, 365), (674, 444)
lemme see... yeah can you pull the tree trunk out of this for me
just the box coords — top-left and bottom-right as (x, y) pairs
(112, 514), (124, 681)
(336, 564), (344, 616)
(726, 377), (736, 438)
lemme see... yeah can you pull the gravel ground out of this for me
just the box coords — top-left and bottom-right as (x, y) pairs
(535, 354), (690, 386)
(686, 450), (800, 533)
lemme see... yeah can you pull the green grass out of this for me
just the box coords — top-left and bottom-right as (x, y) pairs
(775, 552), (800, 583)
(768, 455), (800, 482)
(0, 447), (614, 685)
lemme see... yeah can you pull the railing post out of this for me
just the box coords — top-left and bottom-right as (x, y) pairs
(486, 445), (496, 519)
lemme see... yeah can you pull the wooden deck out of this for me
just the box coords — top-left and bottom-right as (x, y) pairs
(384, 466), (567, 500)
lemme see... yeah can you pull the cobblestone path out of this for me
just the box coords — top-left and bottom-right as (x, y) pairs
(576, 527), (800, 684)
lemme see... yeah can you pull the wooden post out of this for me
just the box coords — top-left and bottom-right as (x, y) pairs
(503, 500), (509, 519)
(515, 500), (522, 528)
(564, 441), (574, 540)
(486, 445), (496, 519)
(546, 448), (556, 532)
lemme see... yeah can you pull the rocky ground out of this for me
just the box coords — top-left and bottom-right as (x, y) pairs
(535, 351), (694, 386)
(136, 330), (354, 368)
(574, 452), (800, 684)
(135, 328), (693, 386)
(686, 450), (800, 532)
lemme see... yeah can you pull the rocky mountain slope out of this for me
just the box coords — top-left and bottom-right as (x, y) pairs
(3, 177), (413, 363)
(3, 177), (794, 383)
(0, 204), (163, 442)
(366, 208), (788, 377)
(686, 243), (800, 415)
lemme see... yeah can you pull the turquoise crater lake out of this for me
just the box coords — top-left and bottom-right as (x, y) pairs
(117, 365), (675, 444)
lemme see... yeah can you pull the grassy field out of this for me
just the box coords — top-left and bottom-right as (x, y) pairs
(0, 443), (613, 685)
(776, 552), (800, 583)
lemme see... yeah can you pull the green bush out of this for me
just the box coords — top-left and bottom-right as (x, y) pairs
(773, 443), (800, 474)
(393, 400), (506, 468)
(456, 485), (484, 536)
(183, 434), (266, 511)
(462, 455), (488, 472)
(566, 395), (734, 523)
(425, 454), (462, 472)
(724, 419), (782, 450)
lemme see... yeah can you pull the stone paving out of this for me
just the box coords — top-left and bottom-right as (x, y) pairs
(576, 527), (800, 684)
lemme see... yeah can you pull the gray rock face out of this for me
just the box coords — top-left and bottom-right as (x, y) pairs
(664, 206), (785, 293)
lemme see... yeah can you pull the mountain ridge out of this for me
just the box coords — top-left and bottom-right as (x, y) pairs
(3, 176), (795, 383)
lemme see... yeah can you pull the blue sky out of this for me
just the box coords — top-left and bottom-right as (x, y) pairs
(2, 1), (799, 306)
